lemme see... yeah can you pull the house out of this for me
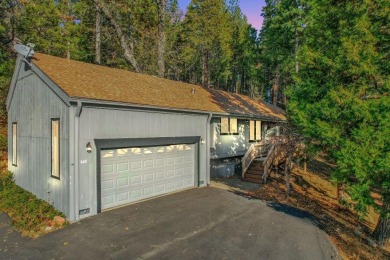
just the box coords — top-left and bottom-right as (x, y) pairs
(7, 52), (286, 221)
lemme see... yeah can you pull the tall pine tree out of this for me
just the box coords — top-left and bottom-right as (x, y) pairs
(286, 0), (390, 245)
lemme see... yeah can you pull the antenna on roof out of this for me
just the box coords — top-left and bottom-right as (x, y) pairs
(14, 43), (35, 67)
(14, 43), (35, 58)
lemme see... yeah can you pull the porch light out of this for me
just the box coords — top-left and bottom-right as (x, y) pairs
(200, 138), (205, 145)
(86, 142), (92, 153)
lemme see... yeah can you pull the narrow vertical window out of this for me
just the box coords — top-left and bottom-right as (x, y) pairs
(221, 117), (229, 134)
(249, 120), (255, 141)
(229, 118), (238, 134)
(12, 123), (17, 166)
(51, 119), (60, 179)
(256, 121), (262, 140)
(249, 120), (262, 141)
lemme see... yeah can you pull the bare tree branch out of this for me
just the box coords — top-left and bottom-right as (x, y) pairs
(93, 0), (140, 72)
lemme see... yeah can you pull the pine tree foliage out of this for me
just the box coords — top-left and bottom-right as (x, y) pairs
(282, 0), (389, 245)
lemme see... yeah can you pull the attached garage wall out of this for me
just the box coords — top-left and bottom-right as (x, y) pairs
(8, 61), (70, 217)
(77, 107), (208, 218)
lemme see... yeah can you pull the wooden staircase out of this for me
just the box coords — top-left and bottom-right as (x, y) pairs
(242, 158), (265, 184)
(241, 137), (286, 184)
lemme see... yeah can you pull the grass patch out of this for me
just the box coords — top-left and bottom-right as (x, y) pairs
(0, 171), (67, 237)
(0, 127), (67, 237)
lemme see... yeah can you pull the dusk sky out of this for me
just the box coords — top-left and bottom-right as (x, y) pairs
(177, 0), (266, 31)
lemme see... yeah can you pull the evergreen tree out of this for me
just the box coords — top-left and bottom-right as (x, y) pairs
(287, 0), (390, 245)
(182, 0), (231, 87)
(259, 0), (306, 107)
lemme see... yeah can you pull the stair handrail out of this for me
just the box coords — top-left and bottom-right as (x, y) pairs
(262, 143), (277, 182)
(241, 141), (268, 177)
(263, 137), (288, 182)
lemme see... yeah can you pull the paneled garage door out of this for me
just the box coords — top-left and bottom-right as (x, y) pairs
(100, 144), (196, 210)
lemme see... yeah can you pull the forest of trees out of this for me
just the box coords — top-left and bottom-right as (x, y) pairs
(0, 0), (388, 246)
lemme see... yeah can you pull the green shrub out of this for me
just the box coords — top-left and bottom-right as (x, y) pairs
(0, 172), (66, 237)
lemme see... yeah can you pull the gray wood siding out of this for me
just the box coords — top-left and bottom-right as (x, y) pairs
(210, 117), (273, 159)
(8, 63), (70, 217)
(77, 107), (208, 218)
(210, 118), (251, 159)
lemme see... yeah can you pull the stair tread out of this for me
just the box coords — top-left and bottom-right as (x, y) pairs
(246, 168), (264, 174)
(245, 173), (262, 179)
(242, 177), (263, 184)
(249, 166), (264, 170)
(249, 162), (264, 167)
(245, 171), (262, 176)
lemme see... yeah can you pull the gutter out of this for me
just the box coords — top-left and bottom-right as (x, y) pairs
(74, 101), (82, 221)
(69, 98), (228, 117)
(206, 113), (213, 185)
(70, 98), (286, 123)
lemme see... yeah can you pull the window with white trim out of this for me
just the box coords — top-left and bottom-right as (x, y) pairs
(12, 123), (17, 166)
(51, 119), (60, 179)
(220, 117), (238, 134)
(249, 120), (262, 141)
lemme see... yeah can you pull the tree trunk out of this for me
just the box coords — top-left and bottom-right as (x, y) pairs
(372, 199), (390, 246)
(239, 70), (245, 94)
(273, 71), (279, 105)
(156, 0), (167, 77)
(201, 50), (209, 88)
(336, 182), (341, 202)
(93, 0), (140, 72)
(295, 27), (299, 74)
(66, 40), (70, 60)
(95, 6), (101, 64)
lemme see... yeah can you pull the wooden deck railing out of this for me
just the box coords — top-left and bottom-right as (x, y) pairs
(262, 143), (277, 183)
(241, 142), (265, 177)
(241, 136), (288, 179)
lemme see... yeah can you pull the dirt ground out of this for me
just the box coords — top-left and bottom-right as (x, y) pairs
(213, 157), (389, 259)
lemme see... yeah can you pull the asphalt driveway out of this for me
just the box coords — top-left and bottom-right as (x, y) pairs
(0, 187), (338, 259)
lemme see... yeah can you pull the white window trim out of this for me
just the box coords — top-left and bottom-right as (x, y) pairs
(12, 122), (17, 166)
(51, 119), (60, 179)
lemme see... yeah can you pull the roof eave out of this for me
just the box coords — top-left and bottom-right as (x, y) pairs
(212, 113), (287, 123)
(69, 97), (228, 116)
(69, 97), (286, 122)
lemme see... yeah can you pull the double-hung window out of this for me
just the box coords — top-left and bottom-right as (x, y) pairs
(220, 117), (238, 134)
(249, 120), (262, 141)
(12, 123), (17, 166)
(51, 119), (60, 179)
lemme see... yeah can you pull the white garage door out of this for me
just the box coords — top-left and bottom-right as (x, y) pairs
(100, 144), (195, 210)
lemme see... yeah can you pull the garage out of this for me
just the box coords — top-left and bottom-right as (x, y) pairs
(100, 144), (196, 210)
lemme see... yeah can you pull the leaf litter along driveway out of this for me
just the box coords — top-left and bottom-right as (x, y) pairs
(0, 186), (338, 259)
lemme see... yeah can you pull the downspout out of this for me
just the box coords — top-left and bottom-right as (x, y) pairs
(206, 113), (212, 185)
(74, 101), (82, 221)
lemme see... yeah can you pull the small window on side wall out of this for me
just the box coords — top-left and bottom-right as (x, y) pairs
(12, 123), (17, 166)
(221, 117), (229, 134)
(51, 119), (60, 179)
(220, 117), (238, 135)
(249, 120), (262, 141)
